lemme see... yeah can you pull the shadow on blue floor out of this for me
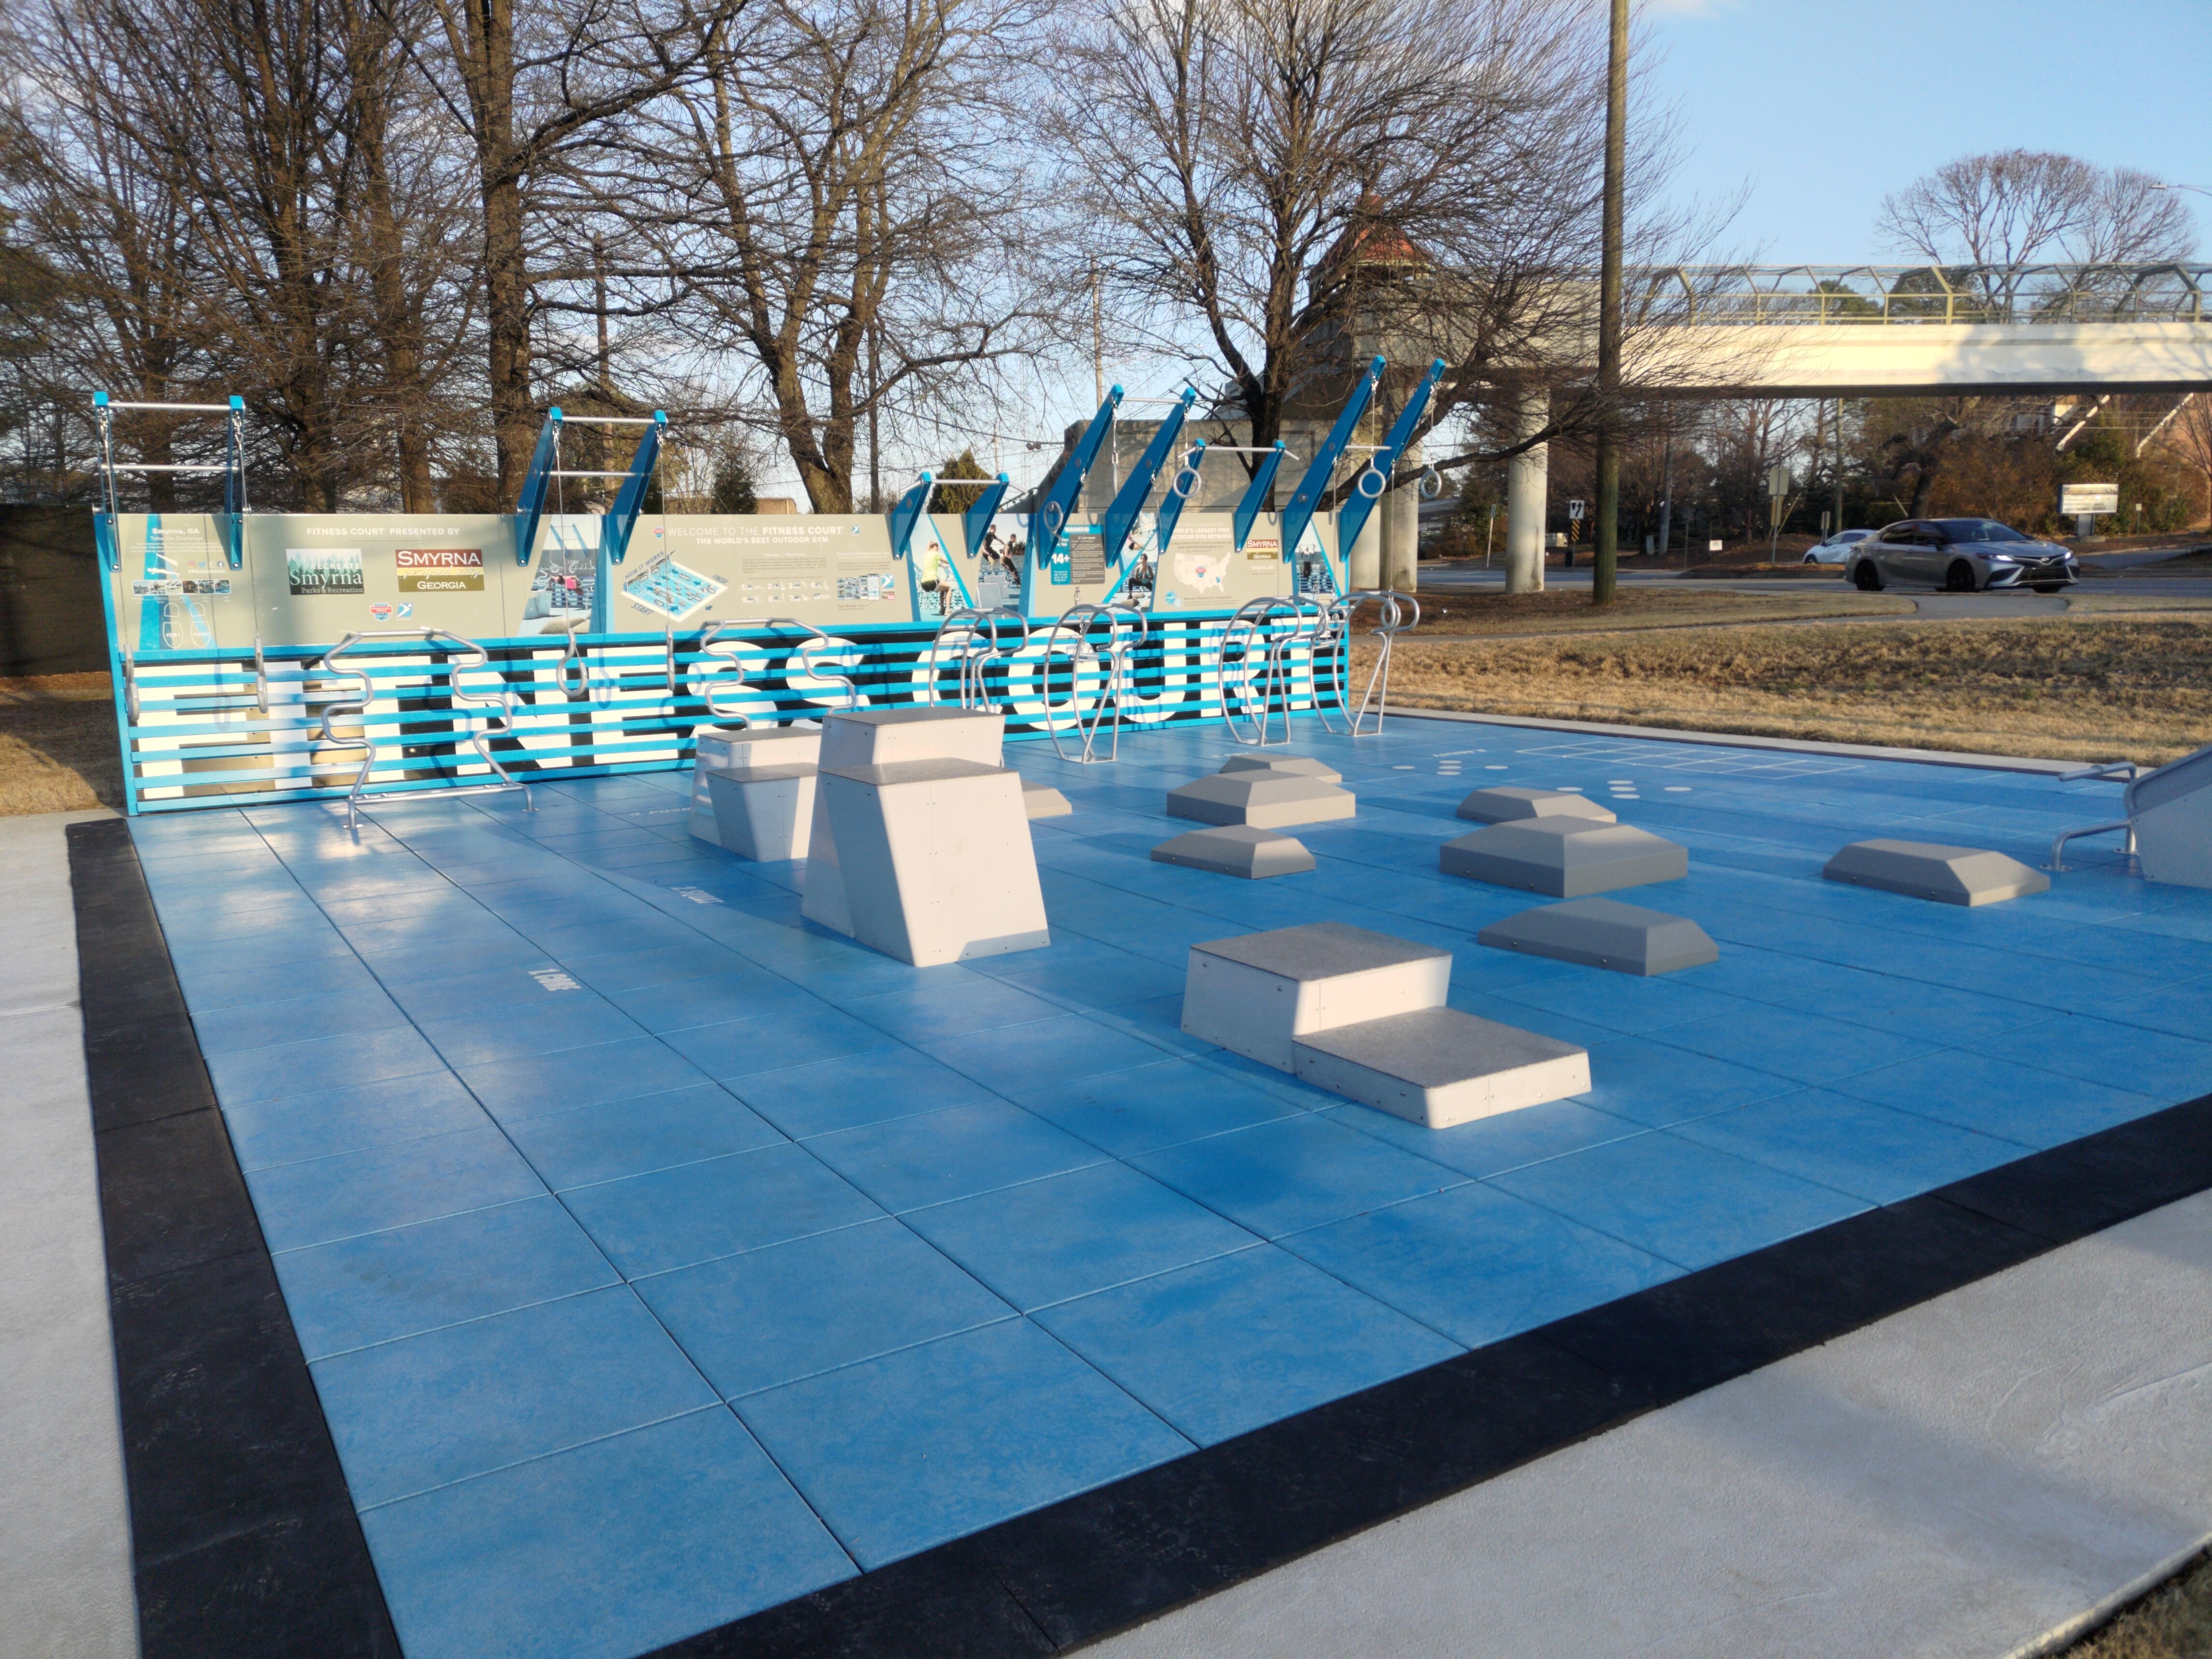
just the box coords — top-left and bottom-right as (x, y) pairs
(133, 716), (2212, 1659)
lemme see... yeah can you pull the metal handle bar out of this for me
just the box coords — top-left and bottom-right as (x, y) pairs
(100, 401), (234, 413)
(2049, 819), (2134, 873)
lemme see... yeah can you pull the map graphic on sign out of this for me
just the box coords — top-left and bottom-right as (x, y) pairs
(622, 553), (726, 621)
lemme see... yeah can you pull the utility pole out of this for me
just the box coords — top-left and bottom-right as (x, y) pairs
(1832, 397), (1846, 532)
(1591, 0), (1628, 605)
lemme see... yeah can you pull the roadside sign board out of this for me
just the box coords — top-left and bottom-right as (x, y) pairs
(1767, 464), (1791, 499)
(2060, 483), (2119, 515)
(1567, 499), (1585, 521)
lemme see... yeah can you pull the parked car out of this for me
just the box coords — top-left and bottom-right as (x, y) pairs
(1803, 528), (1873, 565)
(1845, 519), (2078, 593)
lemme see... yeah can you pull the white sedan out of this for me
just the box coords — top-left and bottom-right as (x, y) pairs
(1803, 529), (1873, 566)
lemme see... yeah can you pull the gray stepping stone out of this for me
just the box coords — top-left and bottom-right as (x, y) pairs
(1478, 897), (1718, 975)
(1823, 839), (2050, 906)
(1440, 819), (1688, 897)
(1456, 785), (1616, 825)
(1292, 1007), (1590, 1129)
(1219, 754), (1344, 784)
(1151, 825), (1315, 879)
(1166, 772), (1357, 829)
(1022, 780), (1072, 819)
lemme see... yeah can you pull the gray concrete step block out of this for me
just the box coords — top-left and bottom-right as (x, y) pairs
(1151, 826), (1316, 879)
(1477, 897), (1718, 976)
(1219, 754), (1344, 784)
(1456, 785), (1616, 825)
(1166, 772), (1357, 829)
(1292, 1007), (1591, 1129)
(1022, 781), (1073, 819)
(694, 723), (822, 772)
(704, 765), (817, 861)
(1823, 839), (2051, 906)
(1182, 922), (1450, 1071)
(1440, 820), (1688, 897)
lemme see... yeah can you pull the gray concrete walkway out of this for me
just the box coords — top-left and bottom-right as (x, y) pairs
(1091, 1189), (2212, 1659)
(0, 810), (139, 1657)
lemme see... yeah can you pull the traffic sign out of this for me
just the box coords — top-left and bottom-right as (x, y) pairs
(1567, 499), (1586, 521)
(1766, 464), (1791, 499)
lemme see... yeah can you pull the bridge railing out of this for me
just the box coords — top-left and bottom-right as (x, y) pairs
(1643, 264), (2211, 326)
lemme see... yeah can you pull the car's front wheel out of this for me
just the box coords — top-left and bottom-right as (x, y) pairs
(1944, 561), (1978, 593)
(1853, 559), (1883, 591)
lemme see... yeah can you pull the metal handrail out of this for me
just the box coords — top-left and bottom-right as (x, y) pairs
(1334, 589), (1419, 737)
(1218, 597), (1315, 748)
(926, 606), (1028, 710)
(316, 628), (532, 827)
(1040, 603), (1150, 764)
(2049, 818), (2135, 873)
(1641, 262), (2210, 327)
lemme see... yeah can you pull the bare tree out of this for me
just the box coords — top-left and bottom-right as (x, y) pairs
(1877, 149), (2195, 271)
(629, 0), (1052, 512)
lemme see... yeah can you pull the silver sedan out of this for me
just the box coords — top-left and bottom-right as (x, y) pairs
(1845, 519), (2078, 592)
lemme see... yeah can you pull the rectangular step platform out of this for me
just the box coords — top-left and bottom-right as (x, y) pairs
(1292, 1007), (1592, 1130)
(1181, 922), (1448, 1071)
(703, 766), (816, 861)
(688, 723), (821, 847)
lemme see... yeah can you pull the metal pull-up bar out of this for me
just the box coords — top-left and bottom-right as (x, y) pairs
(91, 390), (251, 568)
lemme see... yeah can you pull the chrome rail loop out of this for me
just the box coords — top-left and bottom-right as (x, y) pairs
(1334, 589), (1420, 737)
(316, 628), (532, 828)
(1218, 596), (1319, 749)
(1040, 603), (1150, 764)
(2049, 819), (2136, 873)
(926, 607), (1028, 711)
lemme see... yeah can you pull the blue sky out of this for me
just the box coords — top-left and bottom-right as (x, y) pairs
(1644, 0), (2212, 262)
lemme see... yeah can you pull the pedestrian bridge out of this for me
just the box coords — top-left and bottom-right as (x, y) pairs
(1634, 263), (2212, 397)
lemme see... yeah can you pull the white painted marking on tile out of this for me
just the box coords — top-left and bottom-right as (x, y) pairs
(669, 886), (724, 905)
(530, 968), (582, 992)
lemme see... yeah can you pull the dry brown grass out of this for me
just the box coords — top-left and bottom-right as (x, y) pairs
(2062, 1552), (2212, 1658)
(0, 673), (124, 815)
(1373, 616), (2212, 766)
(1365, 588), (1914, 638)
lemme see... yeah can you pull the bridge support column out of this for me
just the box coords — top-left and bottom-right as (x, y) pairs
(1506, 390), (1548, 594)
(1382, 439), (1421, 593)
(1349, 500), (1383, 591)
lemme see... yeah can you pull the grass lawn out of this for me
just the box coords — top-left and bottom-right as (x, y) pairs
(0, 674), (122, 814)
(2063, 1551), (2212, 1658)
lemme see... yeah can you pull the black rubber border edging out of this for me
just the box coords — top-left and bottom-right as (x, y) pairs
(70, 817), (400, 1657)
(73, 815), (2212, 1658)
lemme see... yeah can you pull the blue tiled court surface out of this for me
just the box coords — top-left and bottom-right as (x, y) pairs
(132, 717), (2212, 1659)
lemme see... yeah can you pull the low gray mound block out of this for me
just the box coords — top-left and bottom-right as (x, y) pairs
(1823, 839), (2050, 906)
(1022, 780), (1073, 819)
(1456, 786), (1616, 826)
(1478, 897), (1717, 976)
(1291, 1006), (1591, 1129)
(1151, 825), (1315, 879)
(1440, 819), (1687, 897)
(1167, 771), (1356, 829)
(1219, 754), (1344, 784)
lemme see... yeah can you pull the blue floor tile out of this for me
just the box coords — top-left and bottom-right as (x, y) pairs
(660, 1005), (903, 1081)
(1487, 1131), (1870, 1272)
(272, 1195), (618, 1360)
(1965, 1014), (2212, 1105)
(1672, 1090), (2029, 1205)
(417, 995), (650, 1067)
(1282, 1182), (1680, 1347)
(360, 1409), (854, 1659)
(803, 1101), (1106, 1212)
(919, 1014), (1174, 1101)
(736, 1319), (1191, 1570)
(844, 975), (1066, 1043)
(559, 1143), (883, 1278)
(175, 953), (384, 1014)
(1034, 1247), (1458, 1446)
(1574, 1036), (1806, 1127)
(726, 1047), (1005, 1139)
(1131, 1114), (1467, 1239)
(244, 1126), (548, 1252)
(1019, 1058), (1302, 1158)
(313, 1285), (718, 1507)
(1651, 1003), (1944, 1089)
(901, 1163), (1259, 1311)
(204, 1024), (449, 1108)
(1491, 974), (1753, 1038)
(560, 938), (759, 995)
(1321, 1096), (1650, 1180)
(223, 1072), (491, 1172)
(987, 941), (1190, 1010)
(458, 1037), (716, 1125)
(600, 968), (823, 1034)
(637, 1218), (1012, 1398)
(1825, 1049), (2169, 1148)
(501, 1084), (786, 1191)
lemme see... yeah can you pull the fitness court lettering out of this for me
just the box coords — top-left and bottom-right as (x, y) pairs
(395, 547), (486, 593)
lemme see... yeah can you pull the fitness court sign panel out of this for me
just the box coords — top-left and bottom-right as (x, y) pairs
(395, 547), (486, 593)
